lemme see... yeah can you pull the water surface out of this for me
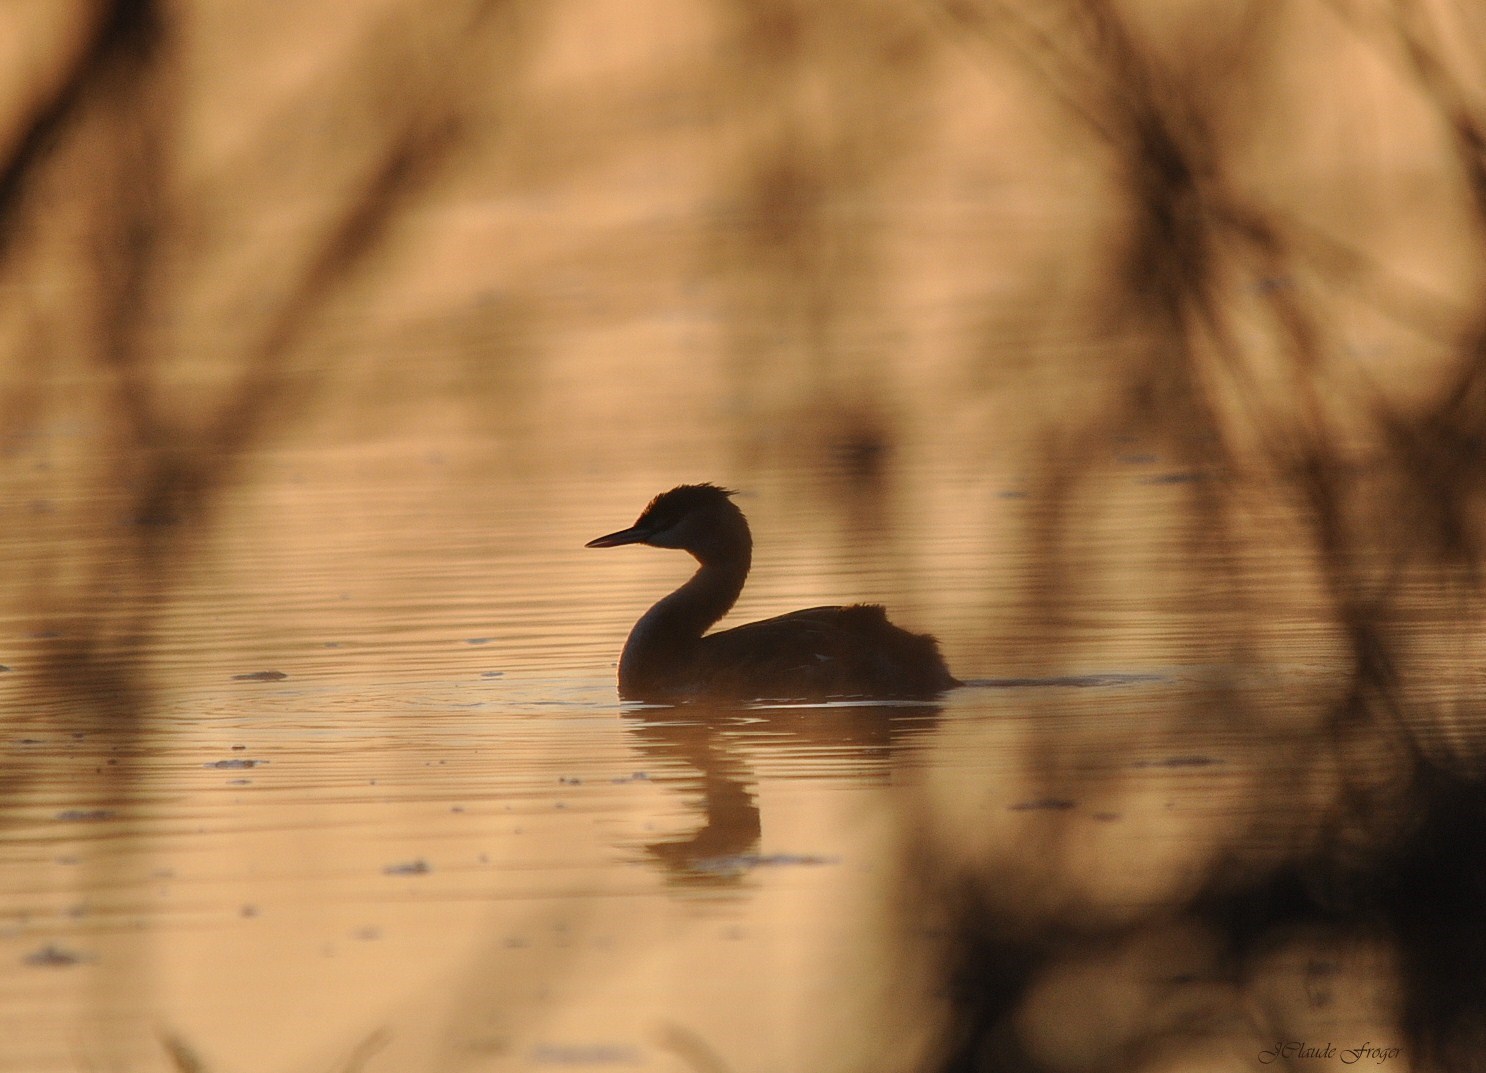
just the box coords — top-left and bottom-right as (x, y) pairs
(2, 434), (1362, 1073)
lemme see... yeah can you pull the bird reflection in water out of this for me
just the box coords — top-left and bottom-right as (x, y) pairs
(622, 701), (940, 889)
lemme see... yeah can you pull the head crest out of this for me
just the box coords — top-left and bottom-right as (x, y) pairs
(635, 483), (739, 526)
(645, 483), (735, 508)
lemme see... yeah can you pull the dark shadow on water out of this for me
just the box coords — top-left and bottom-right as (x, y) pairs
(914, 757), (1486, 1073)
(900, 5), (1486, 1071)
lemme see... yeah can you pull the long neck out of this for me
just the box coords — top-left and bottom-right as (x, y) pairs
(650, 555), (750, 636)
(618, 551), (750, 698)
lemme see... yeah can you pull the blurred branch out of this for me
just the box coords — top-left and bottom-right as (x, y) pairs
(0, 0), (518, 707)
(0, 1), (157, 255)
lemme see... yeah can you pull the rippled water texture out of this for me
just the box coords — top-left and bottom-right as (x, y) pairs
(0, 441), (1455, 1072)
(0, 443), (964, 1071)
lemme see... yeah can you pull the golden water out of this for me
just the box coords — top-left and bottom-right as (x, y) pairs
(0, 433), (1427, 1073)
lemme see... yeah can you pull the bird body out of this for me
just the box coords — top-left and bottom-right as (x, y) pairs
(587, 484), (958, 702)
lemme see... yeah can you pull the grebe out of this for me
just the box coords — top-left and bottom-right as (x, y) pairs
(586, 484), (959, 702)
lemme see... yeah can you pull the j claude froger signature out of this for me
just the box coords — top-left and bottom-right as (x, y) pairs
(1259, 1041), (1402, 1065)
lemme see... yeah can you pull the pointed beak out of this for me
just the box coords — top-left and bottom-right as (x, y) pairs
(585, 525), (650, 549)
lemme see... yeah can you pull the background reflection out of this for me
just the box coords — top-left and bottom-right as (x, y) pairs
(3, 1), (1486, 1070)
